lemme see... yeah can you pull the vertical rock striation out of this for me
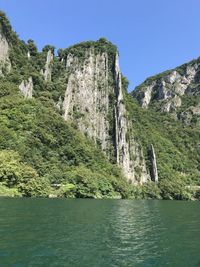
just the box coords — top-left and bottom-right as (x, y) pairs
(43, 50), (54, 81)
(0, 26), (11, 74)
(114, 53), (130, 176)
(149, 144), (158, 182)
(62, 49), (110, 153)
(60, 42), (150, 183)
(114, 53), (149, 183)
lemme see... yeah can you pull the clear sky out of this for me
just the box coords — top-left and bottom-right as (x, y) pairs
(0, 0), (200, 91)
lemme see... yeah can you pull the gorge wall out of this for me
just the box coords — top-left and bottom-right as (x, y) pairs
(0, 25), (11, 74)
(0, 11), (199, 199)
(54, 41), (150, 183)
(0, 13), (151, 185)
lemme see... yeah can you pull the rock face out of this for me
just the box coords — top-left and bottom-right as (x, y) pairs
(114, 54), (149, 183)
(149, 144), (158, 182)
(114, 53), (131, 178)
(0, 26), (11, 74)
(132, 59), (200, 117)
(43, 50), (54, 81)
(61, 44), (149, 183)
(19, 77), (33, 98)
(63, 49), (110, 153)
(27, 51), (31, 59)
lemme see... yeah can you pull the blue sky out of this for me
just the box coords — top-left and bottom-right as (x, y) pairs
(0, 0), (200, 91)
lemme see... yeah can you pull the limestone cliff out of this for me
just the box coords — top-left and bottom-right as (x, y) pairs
(0, 12), (151, 184)
(1, 11), (200, 199)
(149, 145), (158, 182)
(62, 48), (110, 153)
(42, 50), (54, 81)
(0, 25), (11, 74)
(0, 14), (151, 184)
(132, 58), (200, 124)
(19, 77), (33, 99)
(58, 41), (149, 183)
(114, 53), (149, 183)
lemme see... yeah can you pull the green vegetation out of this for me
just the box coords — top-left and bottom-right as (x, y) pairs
(125, 93), (200, 200)
(129, 50), (200, 200)
(0, 11), (19, 44)
(58, 38), (117, 63)
(0, 11), (199, 200)
(0, 79), (131, 198)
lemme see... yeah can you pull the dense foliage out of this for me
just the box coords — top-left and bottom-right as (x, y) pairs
(0, 11), (199, 200)
(0, 79), (132, 198)
(125, 93), (200, 200)
(58, 38), (117, 63)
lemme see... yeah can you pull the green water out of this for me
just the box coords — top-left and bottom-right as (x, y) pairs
(0, 199), (200, 267)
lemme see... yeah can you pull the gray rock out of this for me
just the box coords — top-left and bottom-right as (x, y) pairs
(133, 61), (200, 115)
(149, 144), (158, 182)
(0, 27), (11, 74)
(43, 50), (54, 81)
(61, 48), (149, 183)
(19, 77), (33, 99)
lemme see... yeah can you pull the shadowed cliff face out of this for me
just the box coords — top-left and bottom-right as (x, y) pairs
(132, 59), (200, 125)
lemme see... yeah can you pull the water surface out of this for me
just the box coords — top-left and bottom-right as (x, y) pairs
(0, 199), (199, 267)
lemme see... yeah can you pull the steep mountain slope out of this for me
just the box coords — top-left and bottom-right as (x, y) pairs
(126, 95), (200, 194)
(0, 11), (199, 199)
(0, 12), (132, 198)
(130, 58), (200, 199)
(0, 11), (149, 185)
(49, 40), (149, 183)
(0, 81), (131, 198)
(132, 58), (200, 126)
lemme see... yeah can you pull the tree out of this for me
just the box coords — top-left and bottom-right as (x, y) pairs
(42, 45), (55, 55)
(0, 150), (51, 197)
(27, 39), (38, 56)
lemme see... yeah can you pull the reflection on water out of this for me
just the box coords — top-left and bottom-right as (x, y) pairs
(109, 201), (164, 266)
(0, 199), (199, 267)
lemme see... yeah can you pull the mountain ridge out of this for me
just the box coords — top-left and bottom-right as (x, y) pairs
(131, 56), (200, 126)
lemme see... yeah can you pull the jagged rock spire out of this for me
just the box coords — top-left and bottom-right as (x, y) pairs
(43, 50), (54, 81)
(149, 144), (158, 182)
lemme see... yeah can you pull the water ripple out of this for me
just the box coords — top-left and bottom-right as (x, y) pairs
(0, 199), (199, 267)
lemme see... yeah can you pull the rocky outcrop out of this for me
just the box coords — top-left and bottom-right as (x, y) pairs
(19, 77), (33, 99)
(132, 59), (200, 115)
(114, 54), (149, 183)
(43, 50), (53, 81)
(114, 53), (131, 177)
(61, 45), (149, 183)
(27, 51), (31, 59)
(0, 27), (11, 74)
(149, 144), (158, 182)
